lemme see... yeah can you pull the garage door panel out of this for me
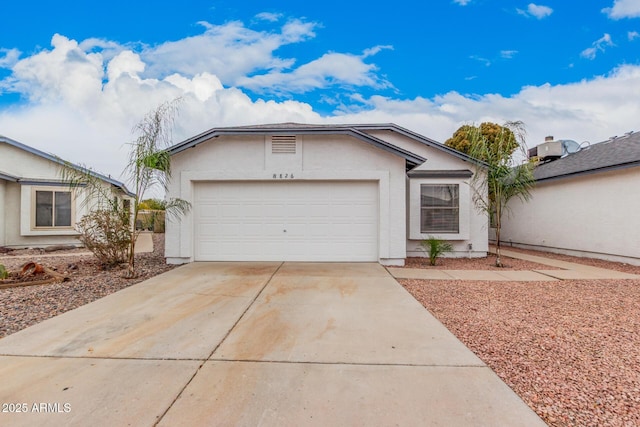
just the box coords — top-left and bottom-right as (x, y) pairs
(194, 181), (378, 262)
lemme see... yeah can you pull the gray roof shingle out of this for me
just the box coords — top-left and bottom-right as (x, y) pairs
(534, 131), (640, 182)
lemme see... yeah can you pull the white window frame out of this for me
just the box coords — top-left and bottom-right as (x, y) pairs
(32, 187), (75, 229)
(420, 184), (460, 234)
(20, 185), (81, 236)
(409, 177), (470, 240)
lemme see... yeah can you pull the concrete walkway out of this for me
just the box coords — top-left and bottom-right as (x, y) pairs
(0, 262), (545, 426)
(388, 248), (640, 281)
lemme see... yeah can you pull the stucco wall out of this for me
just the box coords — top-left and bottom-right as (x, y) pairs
(500, 167), (640, 265)
(0, 142), (115, 248)
(404, 148), (488, 258)
(2, 182), (84, 248)
(0, 143), (86, 247)
(165, 134), (408, 264)
(0, 180), (5, 246)
(0, 143), (62, 180)
(361, 128), (489, 258)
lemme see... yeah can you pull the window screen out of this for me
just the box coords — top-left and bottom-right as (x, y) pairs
(35, 190), (72, 227)
(420, 184), (459, 233)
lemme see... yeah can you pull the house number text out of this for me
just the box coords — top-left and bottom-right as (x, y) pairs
(273, 173), (294, 179)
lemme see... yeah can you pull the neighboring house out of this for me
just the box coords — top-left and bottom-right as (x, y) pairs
(165, 123), (488, 266)
(0, 135), (132, 249)
(501, 131), (640, 265)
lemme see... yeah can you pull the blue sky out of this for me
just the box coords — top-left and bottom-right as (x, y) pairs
(1, 0), (640, 179)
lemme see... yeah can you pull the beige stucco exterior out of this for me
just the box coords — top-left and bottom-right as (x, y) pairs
(0, 138), (131, 248)
(0, 180), (5, 245)
(357, 128), (488, 257)
(166, 126), (488, 265)
(500, 167), (640, 265)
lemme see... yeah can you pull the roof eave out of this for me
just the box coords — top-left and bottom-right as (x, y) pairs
(1, 136), (133, 196)
(350, 123), (487, 167)
(168, 126), (427, 165)
(535, 160), (640, 183)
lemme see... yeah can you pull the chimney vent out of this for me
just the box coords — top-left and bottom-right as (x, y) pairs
(544, 136), (554, 142)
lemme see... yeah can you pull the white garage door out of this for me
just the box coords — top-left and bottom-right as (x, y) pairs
(194, 181), (378, 261)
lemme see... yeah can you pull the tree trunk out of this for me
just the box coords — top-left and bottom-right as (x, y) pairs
(125, 228), (137, 279)
(495, 213), (503, 268)
(126, 240), (135, 278)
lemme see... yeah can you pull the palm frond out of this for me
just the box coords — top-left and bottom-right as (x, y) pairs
(467, 121), (536, 265)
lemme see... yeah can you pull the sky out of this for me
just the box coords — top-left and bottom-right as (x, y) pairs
(1, 0), (640, 183)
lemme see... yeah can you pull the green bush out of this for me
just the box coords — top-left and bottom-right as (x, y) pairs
(0, 264), (8, 279)
(420, 237), (454, 266)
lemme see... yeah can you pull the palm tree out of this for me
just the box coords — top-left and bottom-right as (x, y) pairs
(60, 99), (190, 277)
(123, 99), (190, 277)
(468, 121), (535, 267)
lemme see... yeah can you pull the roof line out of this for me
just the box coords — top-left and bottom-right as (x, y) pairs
(167, 125), (427, 165)
(349, 123), (486, 166)
(0, 135), (134, 196)
(0, 170), (19, 182)
(535, 159), (640, 183)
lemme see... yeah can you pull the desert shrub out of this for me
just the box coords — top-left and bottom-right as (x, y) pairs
(76, 209), (132, 267)
(0, 264), (8, 279)
(420, 237), (454, 266)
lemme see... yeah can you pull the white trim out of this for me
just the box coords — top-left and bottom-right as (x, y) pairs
(408, 177), (470, 240)
(20, 185), (81, 237)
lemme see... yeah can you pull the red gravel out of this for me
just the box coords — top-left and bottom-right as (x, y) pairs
(404, 253), (559, 270)
(0, 234), (175, 338)
(498, 246), (640, 274)
(401, 251), (640, 427)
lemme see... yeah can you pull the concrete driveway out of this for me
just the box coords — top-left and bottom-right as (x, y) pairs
(0, 262), (545, 426)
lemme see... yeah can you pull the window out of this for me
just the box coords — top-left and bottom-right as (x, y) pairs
(420, 184), (459, 233)
(35, 190), (72, 227)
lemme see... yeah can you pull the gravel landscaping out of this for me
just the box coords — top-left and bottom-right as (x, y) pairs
(404, 252), (560, 270)
(0, 234), (175, 338)
(401, 252), (640, 427)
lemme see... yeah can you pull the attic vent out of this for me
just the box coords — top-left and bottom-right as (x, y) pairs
(271, 135), (296, 154)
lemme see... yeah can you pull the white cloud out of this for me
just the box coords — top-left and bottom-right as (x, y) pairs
(517, 3), (553, 19)
(629, 30), (640, 40)
(470, 55), (491, 66)
(0, 48), (21, 68)
(1, 23), (639, 185)
(107, 51), (146, 82)
(7, 34), (105, 107)
(500, 50), (518, 59)
(603, 0), (640, 19)
(238, 49), (393, 94)
(333, 64), (640, 150)
(141, 19), (316, 84)
(363, 45), (393, 58)
(255, 12), (282, 22)
(580, 33), (614, 59)
(453, 0), (472, 5)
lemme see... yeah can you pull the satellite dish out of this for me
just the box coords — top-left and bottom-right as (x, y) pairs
(559, 139), (580, 156)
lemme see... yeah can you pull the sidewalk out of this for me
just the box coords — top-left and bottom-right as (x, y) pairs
(387, 248), (640, 281)
(498, 247), (640, 280)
